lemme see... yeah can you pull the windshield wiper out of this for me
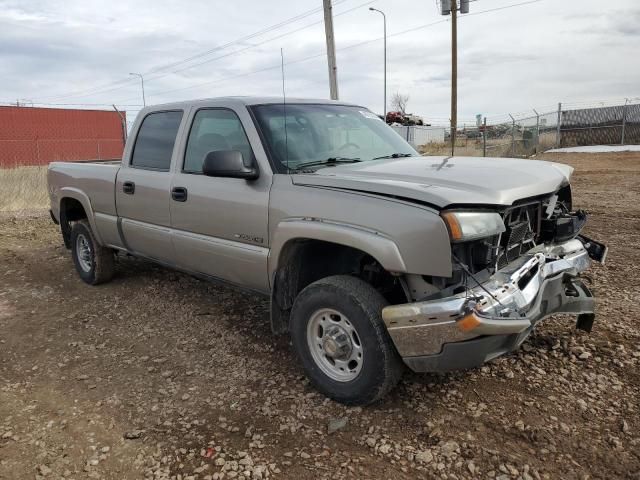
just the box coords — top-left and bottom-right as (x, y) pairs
(291, 157), (361, 171)
(372, 153), (414, 160)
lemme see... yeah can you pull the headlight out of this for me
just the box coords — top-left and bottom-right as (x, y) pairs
(441, 211), (505, 242)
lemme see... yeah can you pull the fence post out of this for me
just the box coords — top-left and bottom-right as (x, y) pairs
(483, 117), (487, 157)
(556, 102), (562, 148)
(533, 109), (540, 154)
(112, 104), (128, 145)
(621, 99), (628, 145)
(508, 114), (515, 155)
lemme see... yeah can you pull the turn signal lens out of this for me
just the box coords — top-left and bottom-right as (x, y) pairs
(457, 312), (481, 332)
(441, 211), (463, 241)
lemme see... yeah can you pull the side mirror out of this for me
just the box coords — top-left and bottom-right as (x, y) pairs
(202, 150), (259, 180)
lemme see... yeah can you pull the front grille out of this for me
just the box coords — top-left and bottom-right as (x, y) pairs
(495, 201), (541, 269)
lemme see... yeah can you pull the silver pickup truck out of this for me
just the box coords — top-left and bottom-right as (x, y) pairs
(48, 97), (607, 405)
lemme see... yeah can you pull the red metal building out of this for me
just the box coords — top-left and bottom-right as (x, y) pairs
(0, 106), (126, 168)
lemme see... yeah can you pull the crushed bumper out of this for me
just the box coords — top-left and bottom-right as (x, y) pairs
(382, 237), (606, 372)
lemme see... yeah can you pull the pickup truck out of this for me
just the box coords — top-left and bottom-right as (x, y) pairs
(48, 97), (607, 405)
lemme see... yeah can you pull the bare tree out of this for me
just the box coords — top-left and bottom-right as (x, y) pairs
(391, 92), (409, 115)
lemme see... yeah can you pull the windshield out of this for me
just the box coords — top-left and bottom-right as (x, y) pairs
(251, 103), (418, 172)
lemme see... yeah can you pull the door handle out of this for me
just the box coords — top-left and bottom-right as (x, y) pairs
(122, 181), (135, 195)
(171, 187), (188, 202)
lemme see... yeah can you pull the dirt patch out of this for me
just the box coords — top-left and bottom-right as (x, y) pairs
(0, 152), (639, 479)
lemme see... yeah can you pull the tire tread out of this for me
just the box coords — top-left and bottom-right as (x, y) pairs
(291, 274), (404, 405)
(71, 220), (115, 285)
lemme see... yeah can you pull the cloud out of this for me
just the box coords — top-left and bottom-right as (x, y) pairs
(1, 0), (638, 121)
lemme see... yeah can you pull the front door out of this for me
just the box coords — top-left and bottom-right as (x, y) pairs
(116, 110), (183, 263)
(169, 108), (270, 292)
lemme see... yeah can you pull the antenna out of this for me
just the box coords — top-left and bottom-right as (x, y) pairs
(281, 48), (289, 171)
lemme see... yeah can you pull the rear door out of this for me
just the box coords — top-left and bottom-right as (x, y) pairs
(115, 110), (184, 263)
(169, 107), (271, 292)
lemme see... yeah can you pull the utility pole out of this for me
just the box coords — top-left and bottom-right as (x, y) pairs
(323, 0), (339, 100)
(451, 1), (457, 156)
(369, 7), (387, 120)
(441, 0), (469, 155)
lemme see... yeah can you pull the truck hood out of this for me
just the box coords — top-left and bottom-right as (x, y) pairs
(291, 156), (573, 208)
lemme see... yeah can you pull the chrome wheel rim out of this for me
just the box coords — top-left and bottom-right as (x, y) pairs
(76, 233), (92, 272)
(306, 308), (363, 382)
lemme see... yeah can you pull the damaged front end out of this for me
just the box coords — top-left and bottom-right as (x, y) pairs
(382, 189), (607, 373)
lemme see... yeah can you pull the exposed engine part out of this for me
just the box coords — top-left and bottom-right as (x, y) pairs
(540, 209), (587, 243)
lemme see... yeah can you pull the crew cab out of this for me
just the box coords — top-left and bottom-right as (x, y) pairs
(48, 97), (607, 405)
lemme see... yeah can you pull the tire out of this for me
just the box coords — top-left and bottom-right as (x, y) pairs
(290, 275), (404, 405)
(70, 220), (115, 285)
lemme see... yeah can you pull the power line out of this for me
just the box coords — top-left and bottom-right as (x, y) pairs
(464, 0), (542, 17)
(0, 101), (143, 108)
(35, 0), (354, 103)
(124, 0), (535, 102)
(146, 0), (350, 74)
(142, 0), (375, 87)
(50, 0), (376, 103)
(62, 0), (543, 105)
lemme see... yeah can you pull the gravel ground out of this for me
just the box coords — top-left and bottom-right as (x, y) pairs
(1, 152), (639, 480)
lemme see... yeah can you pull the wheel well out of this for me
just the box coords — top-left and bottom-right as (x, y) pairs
(59, 197), (87, 248)
(270, 239), (406, 334)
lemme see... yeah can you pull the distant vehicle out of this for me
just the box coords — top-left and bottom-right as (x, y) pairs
(48, 96), (607, 405)
(385, 111), (424, 126)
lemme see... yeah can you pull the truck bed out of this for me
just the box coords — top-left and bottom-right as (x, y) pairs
(48, 160), (121, 221)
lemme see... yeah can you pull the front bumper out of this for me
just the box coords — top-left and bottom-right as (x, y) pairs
(382, 237), (606, 372)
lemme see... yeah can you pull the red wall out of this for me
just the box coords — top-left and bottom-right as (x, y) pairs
(0, 107), (126, 168)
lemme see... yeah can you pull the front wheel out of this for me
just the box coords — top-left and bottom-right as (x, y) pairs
(70, 220), (115, 285)
(290, 275), (404, 405)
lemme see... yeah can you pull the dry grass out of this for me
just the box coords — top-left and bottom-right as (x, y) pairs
(0, 166), (49, 212)
(419, 140), (514, 157)
(419, 136), (557, 158)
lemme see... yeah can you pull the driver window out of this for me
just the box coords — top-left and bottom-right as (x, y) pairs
(184, 109), (253, 173)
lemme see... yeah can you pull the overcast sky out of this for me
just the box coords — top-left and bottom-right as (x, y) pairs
(2, 0), (639, 124)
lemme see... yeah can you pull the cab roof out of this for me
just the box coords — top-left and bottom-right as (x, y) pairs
(140, 96), (363, 113)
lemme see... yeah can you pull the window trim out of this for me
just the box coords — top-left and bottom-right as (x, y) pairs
(129, 109), (184, 172)
(181, 107), (257, 175)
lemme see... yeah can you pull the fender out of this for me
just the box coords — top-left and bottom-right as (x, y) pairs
(58, 187), (105, 246)
(269, 218), (407, 287)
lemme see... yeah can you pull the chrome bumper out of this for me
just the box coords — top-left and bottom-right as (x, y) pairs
(383, 239), (598, 362)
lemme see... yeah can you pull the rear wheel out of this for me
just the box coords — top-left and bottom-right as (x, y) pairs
(70, 220), (115, 285)
(290, 275), (404, 405)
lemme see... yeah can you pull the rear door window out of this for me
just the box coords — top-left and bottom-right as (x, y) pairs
(131, 111), (183, 171)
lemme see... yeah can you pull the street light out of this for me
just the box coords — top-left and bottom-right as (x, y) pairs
(129, 72), (146, 106)
(369, 7), (387, 121)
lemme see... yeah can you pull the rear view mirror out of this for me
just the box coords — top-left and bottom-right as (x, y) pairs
(202, 150), (259, 180)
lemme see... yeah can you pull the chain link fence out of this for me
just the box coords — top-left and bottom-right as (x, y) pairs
(412, 99), (640, 157)
(390, 125), (445, 147)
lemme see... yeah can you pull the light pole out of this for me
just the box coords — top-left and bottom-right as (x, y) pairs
(369, 7), (387, 121)
(129, 72), (146, 106)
